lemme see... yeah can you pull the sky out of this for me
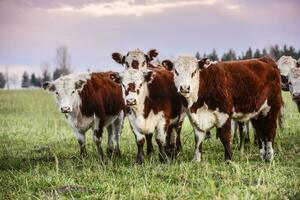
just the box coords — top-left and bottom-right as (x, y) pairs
(0, 0), (300, 84)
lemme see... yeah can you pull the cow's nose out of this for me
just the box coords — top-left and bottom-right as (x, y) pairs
(293, 93), (300, 99)
(61, 106), (71, 113)
(180, 85), (190, 93)
(126, 98), (137, 106)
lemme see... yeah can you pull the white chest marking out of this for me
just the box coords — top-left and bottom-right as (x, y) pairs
(129, 110), (164, 134)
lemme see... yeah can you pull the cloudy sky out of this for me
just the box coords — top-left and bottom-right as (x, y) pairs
(0, 0), (300, 80)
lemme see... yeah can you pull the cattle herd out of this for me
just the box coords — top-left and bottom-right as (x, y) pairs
(42, 49), (300, 164)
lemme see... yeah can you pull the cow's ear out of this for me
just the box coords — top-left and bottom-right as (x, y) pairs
(110, 72), (123, 84)
(143, 70), (155, 83)
(146, 49), (159, 62)
(75, 79), (86, 90)
(198, 58), (211, 70)
(162, 60), (174, 71)
(112, 52), (125, 65)
(42, 81), (55, 91)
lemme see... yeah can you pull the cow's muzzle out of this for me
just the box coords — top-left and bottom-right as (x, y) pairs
(179, 85), (190, 94)
(292, 93), (300, 100)
(126, 98), (137, 106)
(61, 106), (71, 113)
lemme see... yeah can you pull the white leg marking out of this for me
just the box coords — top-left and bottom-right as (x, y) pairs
(265, 141), (274, 161)
(260, 141), (266, 160)
(156, 119), (166, 145)
(193, 130), (206, 162)
(106, 125), (114, 150)
(73, 131), (85, 144)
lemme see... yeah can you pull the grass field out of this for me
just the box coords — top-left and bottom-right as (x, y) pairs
(0, 90), (299, 199)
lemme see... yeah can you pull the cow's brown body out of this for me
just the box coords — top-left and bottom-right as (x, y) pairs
(80, 72), (125, 158)
(191, 57), (282, 161)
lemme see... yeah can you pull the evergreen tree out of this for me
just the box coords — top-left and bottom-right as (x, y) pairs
(207, 49), (219, 61)
(42, 69), (51, 83)
(195, 51), (201, 60)
(221, 49), (237, 61)
(21, 71), (30, 88)
(0, 72), (6, 89)
(262, 48), (268, 57)
(253, 49), (262, 58)
(270, 44), (281, 60)
(243, 47), (253, 59)
(30, 73), (37, 86)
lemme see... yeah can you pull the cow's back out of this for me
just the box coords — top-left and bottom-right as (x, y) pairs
(79, 72), (124, 119)
(199, 57), (281, 113)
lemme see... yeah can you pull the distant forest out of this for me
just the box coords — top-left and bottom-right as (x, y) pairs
(194, 44), (300, 61)
(1, 44), (300, 89)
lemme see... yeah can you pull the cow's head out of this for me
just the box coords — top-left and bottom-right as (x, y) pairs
(112, 49), (158, 70)
(277, 56), (297, 91)
(43, 73), (90, 113)
(288, 67), (300, 111)
(172, 56), (212, 98)
(110, 69), (155, 108)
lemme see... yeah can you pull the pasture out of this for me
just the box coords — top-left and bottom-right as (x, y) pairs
(0, 89), (299, 199)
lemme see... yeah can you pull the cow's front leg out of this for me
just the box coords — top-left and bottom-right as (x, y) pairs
(192, 129), (206, 162)
(156, 121), (168, 163)
(113, 111), (124, 158)
(106, 124), (115, 158)
(93, 118), (104, 161)
(130, 124), (145, 164)
(217, 120), (232, 162)
(146, 134), (154, 155)
(73, 131), (87, 157)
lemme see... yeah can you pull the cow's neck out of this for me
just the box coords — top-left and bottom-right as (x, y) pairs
(186, 74), (200, 108)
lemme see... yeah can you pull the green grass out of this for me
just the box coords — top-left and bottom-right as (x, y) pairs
(0, 90), (299, 199)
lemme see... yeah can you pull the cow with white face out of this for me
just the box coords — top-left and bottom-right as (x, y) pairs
(111, 68), (184, 164)
(277, 56), (298, 91)
(43, 72), (125, 160)
(112, 49), (158, 70)
(169, 56), (283, 162)
(288, 67), (300, 112)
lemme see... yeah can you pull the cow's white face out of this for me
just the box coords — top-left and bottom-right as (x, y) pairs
(277, 56), (297, 91)
(124, 50), (148, 70)
(43, 74), (90, 113)
(119, 69), (154, 108)
(112, 49), (158, 70)
(173, 56), (200, 98)
(288, 67), (300, 100)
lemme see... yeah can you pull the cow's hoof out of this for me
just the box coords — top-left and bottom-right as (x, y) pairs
(136, 156), (144, 165)
(146, 148), (154, 155)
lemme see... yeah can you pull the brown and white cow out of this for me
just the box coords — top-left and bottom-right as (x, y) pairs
(287, 67), (300, 112)
(166, 56), (282, 162)
(43, 72), (125, 160)
(112, 49), (183, 157)
(277, 56), (298, 91)
(110, 67), (184, 164)
(277, 56), (300, 111)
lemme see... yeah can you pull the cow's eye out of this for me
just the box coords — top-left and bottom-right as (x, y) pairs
(191, 70), (197, 77)
(142, 61), (146, 66)
(174, 69), (179, 76)
(125, 62), (129, 68)
(55, 91), (59, 96)
(71, 90), (75, 94)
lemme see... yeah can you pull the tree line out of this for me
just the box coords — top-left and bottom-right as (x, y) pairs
(195, 44), (300, 61)
(0, 46), (72, 89)
(1, 44), (300, 89)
